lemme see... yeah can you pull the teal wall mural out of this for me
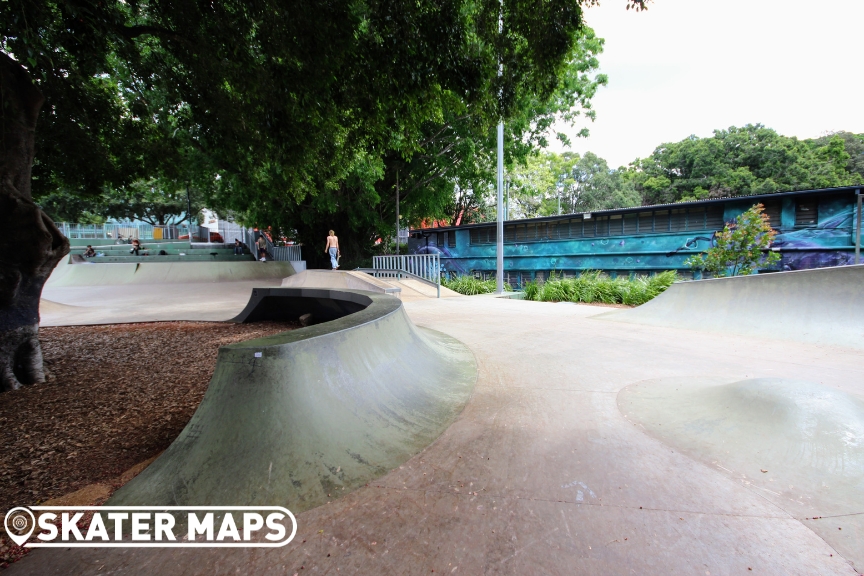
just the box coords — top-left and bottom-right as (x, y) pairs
(408, 187), (862, 286)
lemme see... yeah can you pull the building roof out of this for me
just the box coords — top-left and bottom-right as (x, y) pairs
(410, 185), (862, 234)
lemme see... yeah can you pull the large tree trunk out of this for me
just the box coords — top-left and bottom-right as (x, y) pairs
(0, 53), (69, 392)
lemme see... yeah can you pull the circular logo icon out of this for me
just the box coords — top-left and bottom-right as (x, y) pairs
(4, 507), (36, 546)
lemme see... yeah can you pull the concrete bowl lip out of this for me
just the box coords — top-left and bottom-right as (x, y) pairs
(673, 262), (864, 285)
(224, 287), (404, 350)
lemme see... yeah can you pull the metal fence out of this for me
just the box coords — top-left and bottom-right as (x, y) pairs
(270, 245), (303, 261)
(243, 230), (302, 262)
(59, 222), (191, 241)
(373, 254), (441, 284)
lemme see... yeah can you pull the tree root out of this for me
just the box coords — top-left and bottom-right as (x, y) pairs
(0, 324), (45, 392)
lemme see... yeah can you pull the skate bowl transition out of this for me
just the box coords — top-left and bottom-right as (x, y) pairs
(599, 264), (864, 349)
(107, 288), (476, 513)
(45, 256), (296, 287)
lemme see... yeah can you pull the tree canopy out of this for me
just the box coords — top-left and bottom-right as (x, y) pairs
(3, 0), (631, 267)
(629, 125), (863, 205)
(507, 150), (639, 218)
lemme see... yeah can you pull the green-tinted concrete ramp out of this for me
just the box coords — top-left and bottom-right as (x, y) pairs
(46, 257), (295, 287)
(281, 270), (462, 301)
(107, 289), (476, 514)
(599, 264), (864, 348)
(280, 269), (402, 295)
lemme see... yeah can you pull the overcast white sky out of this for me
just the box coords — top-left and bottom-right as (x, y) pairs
(550, 0), (864, 167)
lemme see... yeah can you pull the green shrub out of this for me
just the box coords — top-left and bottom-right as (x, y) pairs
(524, 270), (677, 306)
(443, 275), (511, 295)
(523, 279), (539, 300)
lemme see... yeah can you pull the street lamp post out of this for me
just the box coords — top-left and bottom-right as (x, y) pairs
(495, 0), (504, 294)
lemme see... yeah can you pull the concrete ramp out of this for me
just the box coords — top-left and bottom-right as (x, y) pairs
(280, 270), (462, 300)
(107, 288), (476, 514)
(599, 264), (864, 348)
(46, 257), (295, 287)
(280, 269), (400, 295)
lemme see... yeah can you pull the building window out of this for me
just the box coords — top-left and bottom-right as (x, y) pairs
(654, 210), (670, 232)
(469, 226), (495, 245)
(637, 211), (653, 233)
(504, 224), (516, 242)
(448, 231), (456, 248)
(595, 215), (609, 236)
(670, 209), (687, 232)
(795, 201), (817, 227)
(567, 218), (583, 238)
(583, 217), (595, 237)
(761, 203), (781, 227)
(705, 207), (724, 229)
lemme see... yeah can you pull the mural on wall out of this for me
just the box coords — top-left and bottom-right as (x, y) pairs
(408, 191), (861, 279)
(772, 208), (859, 270)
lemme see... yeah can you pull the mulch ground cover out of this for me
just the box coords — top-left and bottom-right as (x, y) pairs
(0, 320), (297, 567)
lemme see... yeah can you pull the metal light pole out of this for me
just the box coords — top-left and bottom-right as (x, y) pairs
(505, 177), (510, 221)
(856, 188), (862, 265)
(395, 170), (400, 256)
(495, 1), (505, 294)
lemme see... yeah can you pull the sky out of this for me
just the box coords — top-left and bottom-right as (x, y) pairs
(549, 0), (864, 168)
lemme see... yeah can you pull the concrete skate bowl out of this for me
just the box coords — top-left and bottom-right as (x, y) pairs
(599, 264), (864, 349)
(107, 288), (476, 515)
(618, 376), (864, 569)
(45, 256), (296, 287)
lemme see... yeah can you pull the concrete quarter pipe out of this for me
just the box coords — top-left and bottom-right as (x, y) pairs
(599, 264), (864, 348)
(107, 288), (477, 514)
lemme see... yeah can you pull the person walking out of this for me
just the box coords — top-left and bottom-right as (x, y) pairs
(257, 234), (268, 261)
(325, 230), (340, 270)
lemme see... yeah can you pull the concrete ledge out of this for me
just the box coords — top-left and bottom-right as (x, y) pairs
(107, 289), (477, 513)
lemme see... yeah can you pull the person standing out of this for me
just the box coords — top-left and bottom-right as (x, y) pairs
(257, 234), (268, 261)
(325, 230), (340, 270)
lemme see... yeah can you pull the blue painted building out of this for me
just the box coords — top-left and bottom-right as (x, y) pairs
(408, 186), (863, 286)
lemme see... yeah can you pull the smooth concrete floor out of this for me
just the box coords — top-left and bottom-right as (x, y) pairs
(15, 295), (864, 575)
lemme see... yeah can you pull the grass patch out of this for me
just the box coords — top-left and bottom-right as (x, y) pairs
(442, 276), (512, 295)
(523, 270), (677, 306)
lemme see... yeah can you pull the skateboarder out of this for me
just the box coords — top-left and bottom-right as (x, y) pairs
(325, 230), (340, 269)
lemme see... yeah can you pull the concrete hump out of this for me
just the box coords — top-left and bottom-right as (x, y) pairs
(280, 269), (401, 295)
(598, 264), (864, 349)
(107, 288), (476, 513)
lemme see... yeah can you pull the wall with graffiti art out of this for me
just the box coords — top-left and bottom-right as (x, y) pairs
(408, 187), (862, 286)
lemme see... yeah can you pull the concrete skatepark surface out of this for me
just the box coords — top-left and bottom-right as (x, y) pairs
(618, 376), (864, 565)
(11, 266), (864, 574)
(600, 264), (864, 349)
(40, 259), (296, 325)
(280, 270), (462, 301)
(108, 288), (476, 516)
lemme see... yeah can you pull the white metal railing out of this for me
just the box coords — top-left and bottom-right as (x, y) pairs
(59, 222), (191, 241)
(244, 230), (302, 262)
(270, 245), (302, 261)
(373, 254), (441, 284)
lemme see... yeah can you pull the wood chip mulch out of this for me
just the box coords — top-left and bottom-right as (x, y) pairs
(0, 320), (297, 567)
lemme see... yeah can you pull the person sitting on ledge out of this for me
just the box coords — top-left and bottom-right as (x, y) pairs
(234, 238), (244, 255)
(83, 245), (96, 258)
(130, 239), (142, 256)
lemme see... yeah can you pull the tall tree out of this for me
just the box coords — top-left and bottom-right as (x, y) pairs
(629, 124), (863, 205)
(508, 151), (639, 218)
(3, 0), (638, 390)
